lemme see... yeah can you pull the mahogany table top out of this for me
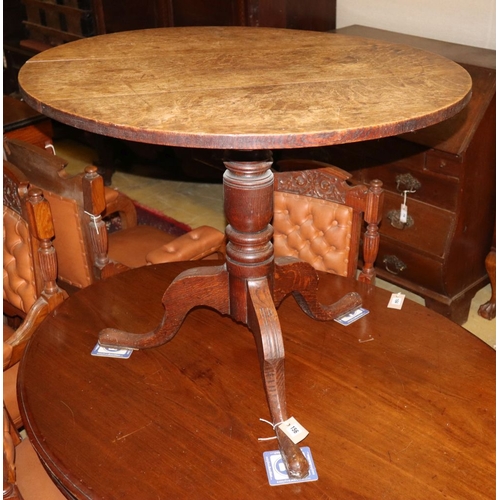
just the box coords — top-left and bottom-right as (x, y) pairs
(19, 261), (495, 499)
(18, 27), (472, 150)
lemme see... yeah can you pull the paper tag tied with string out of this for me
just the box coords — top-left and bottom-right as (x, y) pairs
(400, 190), (409, 223)
(278, 417), (309, 444)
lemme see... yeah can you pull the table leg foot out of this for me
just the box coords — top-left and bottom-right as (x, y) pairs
(275, 427), (309, 479)
(274, 256), (362, 320)
(99, 265), (230, 349)
(247, 278), (310, 479)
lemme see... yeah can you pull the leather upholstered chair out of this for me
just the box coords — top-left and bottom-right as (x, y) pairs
(4, 138), (225, 291)
(4, 407), (66, 499)
(3, 161), (68, 429)
(274, 160), (384, 284)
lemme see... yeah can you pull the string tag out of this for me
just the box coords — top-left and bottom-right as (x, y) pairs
(400, 190), (409, 223)
(85, 211), (101, 235)
(278, 417), (309, 444)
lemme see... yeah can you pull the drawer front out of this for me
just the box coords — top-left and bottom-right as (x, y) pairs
(425, 151), (462, 178)
(375, 240), (445, 294)
(323, 139), (461, 212)
(378, 192), (455, 257)
(351, 163), (459, 212)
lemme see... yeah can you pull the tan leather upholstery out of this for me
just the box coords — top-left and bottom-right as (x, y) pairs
(145, 226), (227, 264)
(3, 206), (37, 312)
(108, 225), (178, 268)
(4, 138), (225, 289)
(107, 224), (225, 268)
(3, 161), (68, 431)
(274, 191), (353, 276)
(103, 186), (137, 229)
(274, 162), (384, 283)
(104, 187), (120, 204)
(42, 190), (93, 289)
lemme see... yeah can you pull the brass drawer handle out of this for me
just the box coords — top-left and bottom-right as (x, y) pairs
(383, 255), (407, 275)
(387, 210), (414, 229)
(396, 173), (421, 193)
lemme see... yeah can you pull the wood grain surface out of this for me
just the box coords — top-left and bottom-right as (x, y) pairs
(18, 261), (495, 499)
(18, 27), (472, 149)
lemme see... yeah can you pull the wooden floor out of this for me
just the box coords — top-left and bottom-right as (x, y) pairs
(55, 139), (496, 349)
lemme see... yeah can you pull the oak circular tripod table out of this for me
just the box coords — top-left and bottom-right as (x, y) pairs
(19, 26), (472, 478)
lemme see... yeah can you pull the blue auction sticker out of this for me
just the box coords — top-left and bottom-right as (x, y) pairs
(263, 447), (318, 486)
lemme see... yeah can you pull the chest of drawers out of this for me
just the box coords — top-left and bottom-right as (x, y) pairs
(278, 27), (496, 324)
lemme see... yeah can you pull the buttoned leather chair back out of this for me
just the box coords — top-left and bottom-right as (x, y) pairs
(274, 160), (384, 283)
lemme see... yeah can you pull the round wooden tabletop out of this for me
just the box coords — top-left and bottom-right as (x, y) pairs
(18, 27), (472, 149)
(19, 262), (494, 499)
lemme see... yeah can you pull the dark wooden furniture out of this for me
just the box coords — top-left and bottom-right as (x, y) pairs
(274, 161), (384, 284)
(18, 26), (472, 478)
(3, 95), (53, 149)
(4, 137), (225, 291)
(94, 0), (337, 33)
(3, 0), (336, 95)
(18, 261), (495, 499)
(3, 161), (67, 429)
(22, 0), (336, 43)
(280, 25), (495, 325)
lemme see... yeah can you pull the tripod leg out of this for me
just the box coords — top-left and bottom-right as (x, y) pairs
(247, 278), (310, 479)
(99, 265), (230, 349)
(274, 257), (362, 320)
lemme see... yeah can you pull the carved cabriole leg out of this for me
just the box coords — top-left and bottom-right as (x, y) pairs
(247, 279), (309, 479)
(99, 265), (230, 349)
(273, 256), (362, 318)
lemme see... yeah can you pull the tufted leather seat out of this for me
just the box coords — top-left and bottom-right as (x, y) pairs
(110, 224), (226, 268)
(274, 161), (384, 283)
